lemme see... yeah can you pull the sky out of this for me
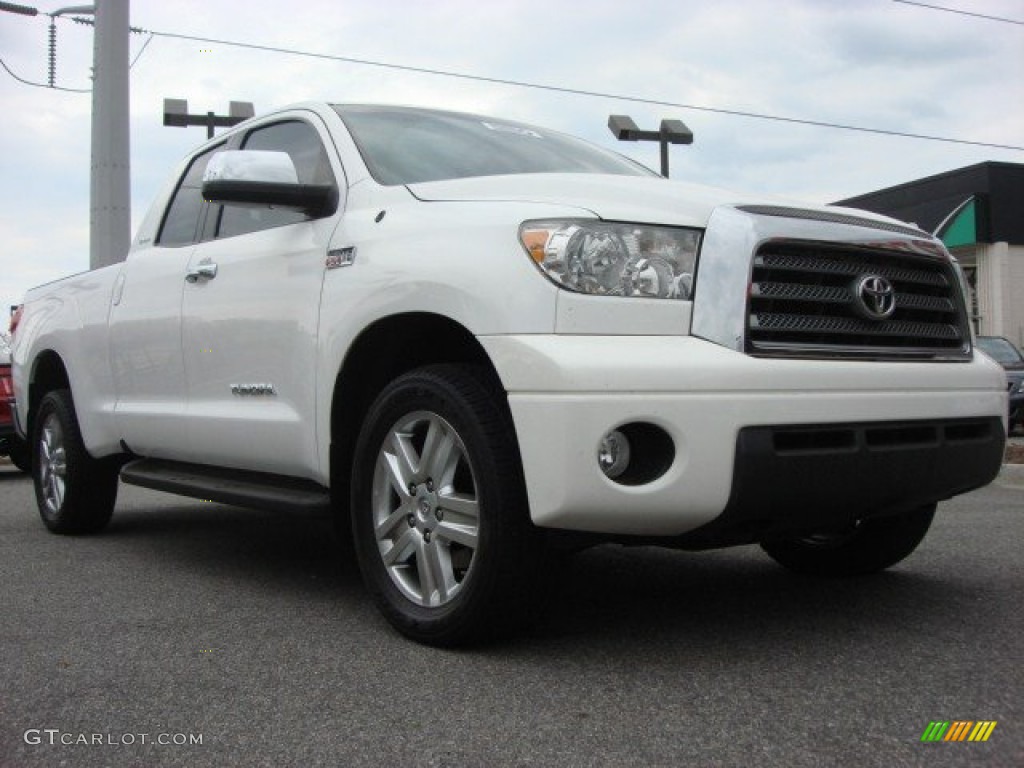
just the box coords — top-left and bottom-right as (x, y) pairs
(0, 0), (1022, 312)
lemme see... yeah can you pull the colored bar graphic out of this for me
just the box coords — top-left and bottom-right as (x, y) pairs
(968, 722), (997, 742)
(921, 720), (997, 743)
(921, 722), (950, 742)
(945, 721), (973, 741)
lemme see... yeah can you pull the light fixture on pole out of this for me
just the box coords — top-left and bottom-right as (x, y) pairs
(608, 115), (693, 178)
(163, 99), (255, 139)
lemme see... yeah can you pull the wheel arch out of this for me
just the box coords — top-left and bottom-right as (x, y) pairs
(329, 312), (505, 507)
(27, 350), (71, 438)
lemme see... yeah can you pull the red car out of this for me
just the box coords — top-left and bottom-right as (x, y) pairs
(0, 332), (30, 472)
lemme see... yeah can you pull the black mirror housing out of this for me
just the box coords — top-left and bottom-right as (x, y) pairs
(201, 149), (338, 217)
(202, 179), (338, 217)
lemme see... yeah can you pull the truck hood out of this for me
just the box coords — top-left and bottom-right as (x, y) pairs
(405, 173), (914, 231)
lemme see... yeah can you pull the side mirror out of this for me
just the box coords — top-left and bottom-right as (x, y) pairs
(201, 150), (338, 217)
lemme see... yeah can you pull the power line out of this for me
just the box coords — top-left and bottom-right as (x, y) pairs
(141, 27), (1024, 152)
(892, 0), (1024, 25)
(130, 33), (154, 70)
(11, 13), (1021, 151)
(0, 56), (88, 92)
(68, 15), (150, 35)
(0, 28), (154, 93)
(0, 1), (37, 16)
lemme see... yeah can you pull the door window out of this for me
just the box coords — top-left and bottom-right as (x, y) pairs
(156, 144), (224, 246)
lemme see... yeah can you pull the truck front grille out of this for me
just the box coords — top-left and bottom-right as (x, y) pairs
(746, 242), (970, 360)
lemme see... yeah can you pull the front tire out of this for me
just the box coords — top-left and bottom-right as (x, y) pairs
(760, 504), (936, 577)
(351, 365), (551, 646)
(32, 389), (119, 534)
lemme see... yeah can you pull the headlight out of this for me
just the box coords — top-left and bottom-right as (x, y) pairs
(520, 219), (700, 300)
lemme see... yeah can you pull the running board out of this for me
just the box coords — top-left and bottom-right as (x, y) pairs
(120, 459), (331, 515)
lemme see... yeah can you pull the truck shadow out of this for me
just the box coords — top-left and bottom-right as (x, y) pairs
(524, 544), (968, 647)
(101, 500), (978, 652)
(108, 503), (359, 595)
(0, 464), (29, 481)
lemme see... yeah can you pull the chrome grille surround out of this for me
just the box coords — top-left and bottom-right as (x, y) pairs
(691, 206), (972, 361)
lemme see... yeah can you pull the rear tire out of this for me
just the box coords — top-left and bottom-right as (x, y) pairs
(760, 504), (936, 577)
(32, 389), (119, 534)
(351, 364), (553, 646)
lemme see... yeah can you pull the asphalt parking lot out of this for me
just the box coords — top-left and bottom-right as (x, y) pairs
(1, 461), (1021, 768)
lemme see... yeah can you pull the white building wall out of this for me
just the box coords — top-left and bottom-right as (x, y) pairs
(974, 244), (996, 336)
(1004, 243), (1024, 348)
(974, 242), (1024, 346)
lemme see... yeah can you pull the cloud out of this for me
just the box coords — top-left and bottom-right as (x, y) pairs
(0, 0), (1021, 306)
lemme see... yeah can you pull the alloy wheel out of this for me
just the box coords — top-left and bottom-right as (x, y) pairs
(371, 410), (480, 607)
(38, 412), (67, 516)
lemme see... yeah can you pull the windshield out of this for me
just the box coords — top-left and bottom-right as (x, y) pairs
(333, 105), (656, 186)
(977, 336), (1024, 365)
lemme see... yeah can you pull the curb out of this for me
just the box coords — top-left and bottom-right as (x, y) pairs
(997, 462), (1024, 488)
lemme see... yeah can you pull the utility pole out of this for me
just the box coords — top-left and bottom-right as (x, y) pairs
(1, 2), (131, 269)
(89, 0), (131, 269)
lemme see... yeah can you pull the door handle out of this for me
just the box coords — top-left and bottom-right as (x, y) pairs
(185, 262), (218, 283)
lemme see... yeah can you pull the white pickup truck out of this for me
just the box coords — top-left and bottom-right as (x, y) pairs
(12, 103), (1006, 645)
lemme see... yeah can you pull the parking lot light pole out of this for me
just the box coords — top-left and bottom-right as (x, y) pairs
(608, 115), (694, 178)
(163, 99), (255, 139)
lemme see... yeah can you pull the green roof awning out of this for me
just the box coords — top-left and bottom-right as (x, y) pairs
(936, 197), (977, 248)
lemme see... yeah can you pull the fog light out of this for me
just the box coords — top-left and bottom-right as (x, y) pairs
(598, 429), (631, 479)
(597, 422), (676, 486)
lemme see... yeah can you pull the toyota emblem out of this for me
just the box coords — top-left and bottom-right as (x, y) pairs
(852, 274), (896, 321)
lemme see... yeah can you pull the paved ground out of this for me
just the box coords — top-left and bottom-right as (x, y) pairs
(1, 463), (1021, 767)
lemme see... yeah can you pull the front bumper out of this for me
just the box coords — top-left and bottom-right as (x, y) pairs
(481, 335), (1007, 538)
(684, 417), (1003, 548)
